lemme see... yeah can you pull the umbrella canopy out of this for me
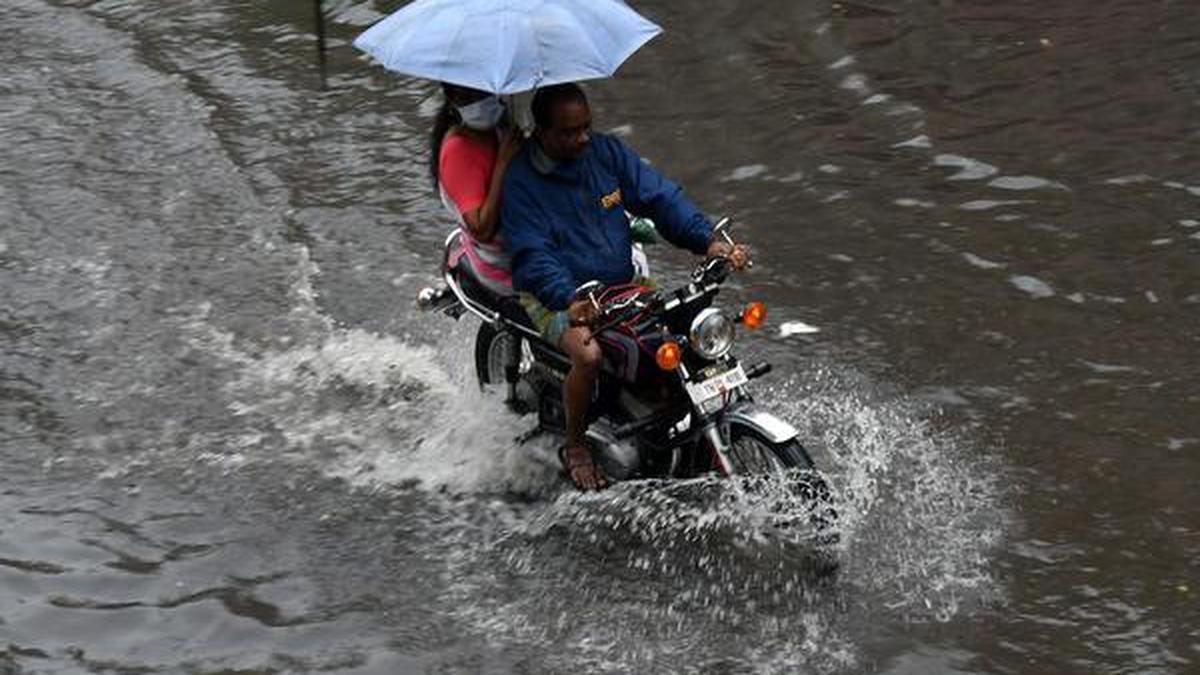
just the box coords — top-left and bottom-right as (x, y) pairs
(353, 0), (662, 94)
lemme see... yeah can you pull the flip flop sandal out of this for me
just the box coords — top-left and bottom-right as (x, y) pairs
(557, 444), (608, 491)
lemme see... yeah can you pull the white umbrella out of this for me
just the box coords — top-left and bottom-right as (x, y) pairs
(354, 0), (662, 94)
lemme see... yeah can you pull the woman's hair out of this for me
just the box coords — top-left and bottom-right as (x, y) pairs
(429, 83), (460, 190)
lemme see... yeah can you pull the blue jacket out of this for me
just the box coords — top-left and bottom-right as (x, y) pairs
(500, 134), (713, 311)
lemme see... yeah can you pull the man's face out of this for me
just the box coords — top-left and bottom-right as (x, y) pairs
(538, 99), (592, 161)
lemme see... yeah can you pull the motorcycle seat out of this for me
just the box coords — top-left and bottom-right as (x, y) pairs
(451, 266), (536, 332)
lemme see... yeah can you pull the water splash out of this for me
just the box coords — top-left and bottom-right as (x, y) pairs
(763, 364), (1006, 620)
(432, 359), (1005, 672)
(175, 245), (1004, 671)
(177, 246), (552, 494)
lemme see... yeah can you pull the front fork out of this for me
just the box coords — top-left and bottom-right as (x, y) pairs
(680, 359), (737, 477)
(700, 420), (734, 477)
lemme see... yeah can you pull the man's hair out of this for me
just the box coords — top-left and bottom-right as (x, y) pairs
(531, 83), (588, 129)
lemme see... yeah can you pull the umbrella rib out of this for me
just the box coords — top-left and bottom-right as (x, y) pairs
(498, 3), (525, 93)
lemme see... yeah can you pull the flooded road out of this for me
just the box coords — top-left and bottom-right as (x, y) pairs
(2, 0), (1197, 672)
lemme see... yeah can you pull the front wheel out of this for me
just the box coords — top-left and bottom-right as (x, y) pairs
(726, 424), (840, 571)
(727, 424), (815, 473)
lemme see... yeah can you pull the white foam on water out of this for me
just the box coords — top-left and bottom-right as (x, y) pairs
(1080, 360), (1138, 375)
(960, 199), (1030, 211)
(1166, 438), (1197, 451)
(839, 73), (870, 95)
(893, 134), (932, 149)
(988, 175), (1069, 191)
(935, 154), (999, 181)
(963, 252), (1006, 270)
(829, 55), (857, 69)
(176, 246), (552, 495)
(722, 164), (769, 182)
(1009, 275), (1056, 299)
(1104, 174), (1154, 185)
(781, 321), (822, 336)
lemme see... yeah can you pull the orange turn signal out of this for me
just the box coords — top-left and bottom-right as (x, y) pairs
(655, 341), (682, 371)
(742, 302), (768, 330)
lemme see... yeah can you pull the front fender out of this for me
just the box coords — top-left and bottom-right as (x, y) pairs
(721, 404), (798, 444)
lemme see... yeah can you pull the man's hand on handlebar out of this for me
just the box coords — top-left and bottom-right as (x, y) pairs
(706, 239), (752, 271)
(567, 299), (600, 328)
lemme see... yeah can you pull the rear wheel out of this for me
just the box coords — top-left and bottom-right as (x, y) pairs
(473, 322), (511, 388)
(474, 323), (536, 415)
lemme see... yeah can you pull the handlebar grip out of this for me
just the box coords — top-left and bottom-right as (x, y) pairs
(745, 362), (772, 380)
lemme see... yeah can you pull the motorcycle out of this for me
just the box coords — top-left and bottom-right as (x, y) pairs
(418, 219), (837, 547)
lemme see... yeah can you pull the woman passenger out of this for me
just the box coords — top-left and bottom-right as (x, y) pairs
(430, 83), (521, 296)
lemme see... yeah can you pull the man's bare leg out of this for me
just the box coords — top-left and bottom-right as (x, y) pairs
(558, 325), (607, 490)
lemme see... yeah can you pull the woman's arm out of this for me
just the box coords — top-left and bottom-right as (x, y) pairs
(461, 133), (522, 243)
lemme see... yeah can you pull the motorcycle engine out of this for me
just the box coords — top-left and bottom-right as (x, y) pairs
(587, 423), (640, 481)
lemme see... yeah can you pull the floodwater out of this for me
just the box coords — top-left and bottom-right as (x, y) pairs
(2, 0), (1198, 672)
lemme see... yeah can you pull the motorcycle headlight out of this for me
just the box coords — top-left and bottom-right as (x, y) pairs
(689, 308), (736, 360)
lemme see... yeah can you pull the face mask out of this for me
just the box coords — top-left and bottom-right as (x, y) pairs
(456, 96), (505, 130)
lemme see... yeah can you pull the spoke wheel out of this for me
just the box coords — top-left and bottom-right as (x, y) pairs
(726, 424), (814, 473)
(725, 424), (840, 569)
(474, 323), (514, 387)
(474, 323), (535, 416)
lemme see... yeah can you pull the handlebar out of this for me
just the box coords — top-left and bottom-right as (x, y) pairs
(692, 255), (731, 285)
(574, 215), (749, 335)
(580, 287), (661, 342)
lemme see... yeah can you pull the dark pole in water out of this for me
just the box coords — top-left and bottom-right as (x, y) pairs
(314, 0), (328, 75)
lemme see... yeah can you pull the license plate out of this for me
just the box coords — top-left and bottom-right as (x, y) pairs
(685, 363), (748, 406)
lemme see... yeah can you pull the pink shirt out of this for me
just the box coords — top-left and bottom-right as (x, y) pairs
(440, 131), (497, 217)
(438, 130), (512, 294)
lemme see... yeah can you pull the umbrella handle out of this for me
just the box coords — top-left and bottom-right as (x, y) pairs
(502, 93), (534, 136)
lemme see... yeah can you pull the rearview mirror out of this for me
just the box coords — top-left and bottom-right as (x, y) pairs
(713, 216), (735, 246)
(573, 280), (604, 307)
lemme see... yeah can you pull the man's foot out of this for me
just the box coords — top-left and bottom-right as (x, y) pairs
(558, 443), (609, 491)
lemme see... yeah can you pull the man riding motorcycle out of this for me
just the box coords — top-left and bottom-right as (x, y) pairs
(500, 83), (749, 491)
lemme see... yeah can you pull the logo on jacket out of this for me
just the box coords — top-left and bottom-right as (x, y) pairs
(599, 188), (623, 210)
